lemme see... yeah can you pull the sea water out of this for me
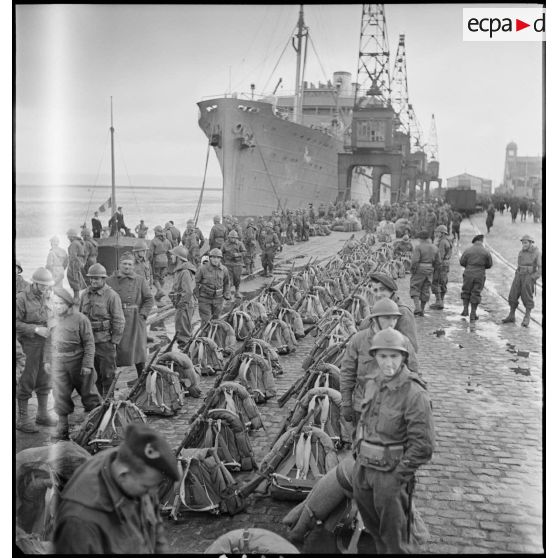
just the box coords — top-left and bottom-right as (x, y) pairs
(15, 183), (223, 281)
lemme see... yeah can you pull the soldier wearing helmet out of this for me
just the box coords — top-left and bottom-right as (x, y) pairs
(352, 327), (434, 554)
(430, 225), (453, 310)
(66, 228), (87, 300)
(107, 252), (154, 379)
(181, 219), (205, 266)
(222, 229), (246, 298)
(148, 225), (173, 300)
(46, 236), (68, 288)
(502, 234), (542, 327)
(15, 258), (29, 295)
(169, 246), (198, 345)
(79, 263), (125, 397)
(194, 248), (231, 326)
(81, 228), (98, 281)
(209, 215), (227, 251)
(360, 272), (418, 352)
(258, 222), (280, 277)
(134, 219), (148, 239)
(242, 218), (259, 274)
(46, 287), (102, 439)
(341, 299), (418, 426)
(16, 267), (55, 433)
(409, 230), (441, 316)
(132, 239), (153, 287)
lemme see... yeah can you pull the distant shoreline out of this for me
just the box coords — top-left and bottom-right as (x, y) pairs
(16, 184), (223, 191)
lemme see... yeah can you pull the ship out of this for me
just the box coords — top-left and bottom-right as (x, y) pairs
(197, 6), (377, 218)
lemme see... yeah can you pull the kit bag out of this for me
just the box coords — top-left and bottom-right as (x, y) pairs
(206, 381), (263, 430)
(130, 364), (183, 416)
(188, 336), (224, 376)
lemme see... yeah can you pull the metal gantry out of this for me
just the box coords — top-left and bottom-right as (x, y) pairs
(426, 113), (439, 161)
(391, 34), (409, 133)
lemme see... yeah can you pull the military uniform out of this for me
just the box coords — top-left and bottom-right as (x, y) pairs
(195, 261), (231, 326)
(451, 212), (462, 240)
(67, 237), (87, 295)
(16, 274), (29, 296)
(209, 222), (227, 250)
(46, 246), (68, 288)
(459, 242), (493, 307)
(135, 222), (148, 238)
(134, 254), (153, 287)
(170, 259), (197, 344)
(84, 237), (98, 269)
(259, 228), (280, 276)
(242, 223), (259, 273)
(148, 234), (172, 299)
(222, 237), (246, 293)
(79, 284), (126, 396)
(353, 366), (435, 554)
(507, 243), (541, 313)
(431, 236), (452, 302)
(181, 227), (205, 266)
(409, 239), (440, 313)
(91, 216), (102, 238)
(107, 271), (154, 370)
(45, 306), (101, 417)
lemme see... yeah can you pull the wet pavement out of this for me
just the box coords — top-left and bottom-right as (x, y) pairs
(16, 221), (543, 553)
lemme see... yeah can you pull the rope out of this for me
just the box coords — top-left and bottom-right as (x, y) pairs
(116, 135), (141, 215)
(194, 142), (211, 227)
(255, 140), (284, 212)
(261, 22), (298, 94)
(82, 130), (110, 226)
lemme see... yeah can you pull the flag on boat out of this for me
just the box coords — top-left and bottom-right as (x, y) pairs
(98, 196), (112, 213)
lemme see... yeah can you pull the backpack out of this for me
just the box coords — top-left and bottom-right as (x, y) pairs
(207, 319), (236, 349)
(129, 364), (183, 416)
(262, 318), (297, 354)
(76, 400), (147, 454)
(240, 299), (268, 322)
(298, 293), (325, 324)
(277, 307), (305, 339)
(188, 336), (224, 376)
(228, 309), (256, 341)
(205, 528), (299, 554)
(266, 426), (339, 502)
(246, 338), (283, 377)
(156, 351), (202, 398)
(222, 352), (276, 404)
(160, 448), (246, 518)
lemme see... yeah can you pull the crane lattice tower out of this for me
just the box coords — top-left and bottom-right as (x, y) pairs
(426, 113), (439, 161)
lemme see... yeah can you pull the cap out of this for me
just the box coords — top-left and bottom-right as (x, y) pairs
(417, 230), (430, 240)
(120, 251), (135, 262)
(52, 287), (75, 306)
(472, 234), (484, 243)
(87, 263), (108, 278)
(123, 424), (179, 481)
(520, 235), (535, 243)
(368, 272), (398, 292)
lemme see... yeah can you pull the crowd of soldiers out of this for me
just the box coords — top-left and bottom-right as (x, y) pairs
(15, 195), (542, 554)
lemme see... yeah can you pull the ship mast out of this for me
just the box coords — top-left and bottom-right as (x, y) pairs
(293, 5), (308, 124)
(110, 96), (116, 215)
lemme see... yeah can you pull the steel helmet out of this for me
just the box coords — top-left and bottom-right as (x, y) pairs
(15, 259), (22, 272)
(369, 298), (402, 319)
(368, 327), (409, 356)
(165, 221), (172, 228)
(170, 245), (189, 260)
(228, 230), (239, 239)
(52, 287), (75, 306)
(213, 215), (221, 223)
(187, 219), (195, 225)
(31, 267), (54, 286)
(133, 240), (148, 252)
(520, 235), (535, 243)
(266, 221), (273, 227)
(435, 225), (448, 234)
(66, 228), (79, 238)
(86, 263), (108, 278)
(209, 248), (223, 258)
(246, 217), (254, 224)
(154, 225), (164, 234)
(368, 272), (398, 292)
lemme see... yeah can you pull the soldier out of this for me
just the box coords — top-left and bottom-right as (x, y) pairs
(66, 228), (87, 300)
(15, 259), (29, 295)
(242, 218), (258, 274)
(81, 228), (98, 284)
(109, 206), (127, 235)
(45, 287), (101, 440)
(502, 235), (542, 327)
(451, 210), (462, 241)
(222, 230), (246, 298)
(341, 299), (419, 427)
(169, 246), (197, 346)
(425, 207), (438, 240)
(148, 225), (172, 300)
(134, 219), (149, 239)
(91, 211), (102, 239)
(353, 328), (435, 554)
(133, 240), (153, 287)
(430, 225), (452, 310)
(285, 212), (295, 245)
(486, 204), (496, 234)
(209, 215), (227, 250)
(16, 267), (56, 433)
(181, 219), (205, 266)
(107, 252), (154, 378)
(53, 423), (178, 554)
(459, 234), (493, 321)
(409, 230), (440, 316)
(46, 236), (68, 288)
(168, 220), (181, 246)
(79, 263), (125, 397)
(301, 210), (310, 241)
(259, 222), (280, 277)
(194, 248), (231, 326)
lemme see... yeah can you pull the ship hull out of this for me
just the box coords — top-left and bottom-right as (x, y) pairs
(198, 98), (371, 217)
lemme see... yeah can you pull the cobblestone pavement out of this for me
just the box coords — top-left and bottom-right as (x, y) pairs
(15, 223), (543, 553)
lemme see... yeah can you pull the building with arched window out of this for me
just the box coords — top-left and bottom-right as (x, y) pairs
(498, 141), (542, 201)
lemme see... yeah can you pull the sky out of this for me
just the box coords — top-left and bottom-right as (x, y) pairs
(15, 3), (544, 189)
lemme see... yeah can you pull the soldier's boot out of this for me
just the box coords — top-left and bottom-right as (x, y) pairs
(470, 303), (479, 321)
(35, 394), (58, 426)
(420, 300), (427, 315)
(460, 302), (469, 316)
(16, 399), (39, 433)
(412, 297), (422, 316)
(502, 306), (517, 323)
(430, 293), (444, 310)
(52, 415), (70, 441)
(235, 287), (242, 299)
(521, 309), (531, 328)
